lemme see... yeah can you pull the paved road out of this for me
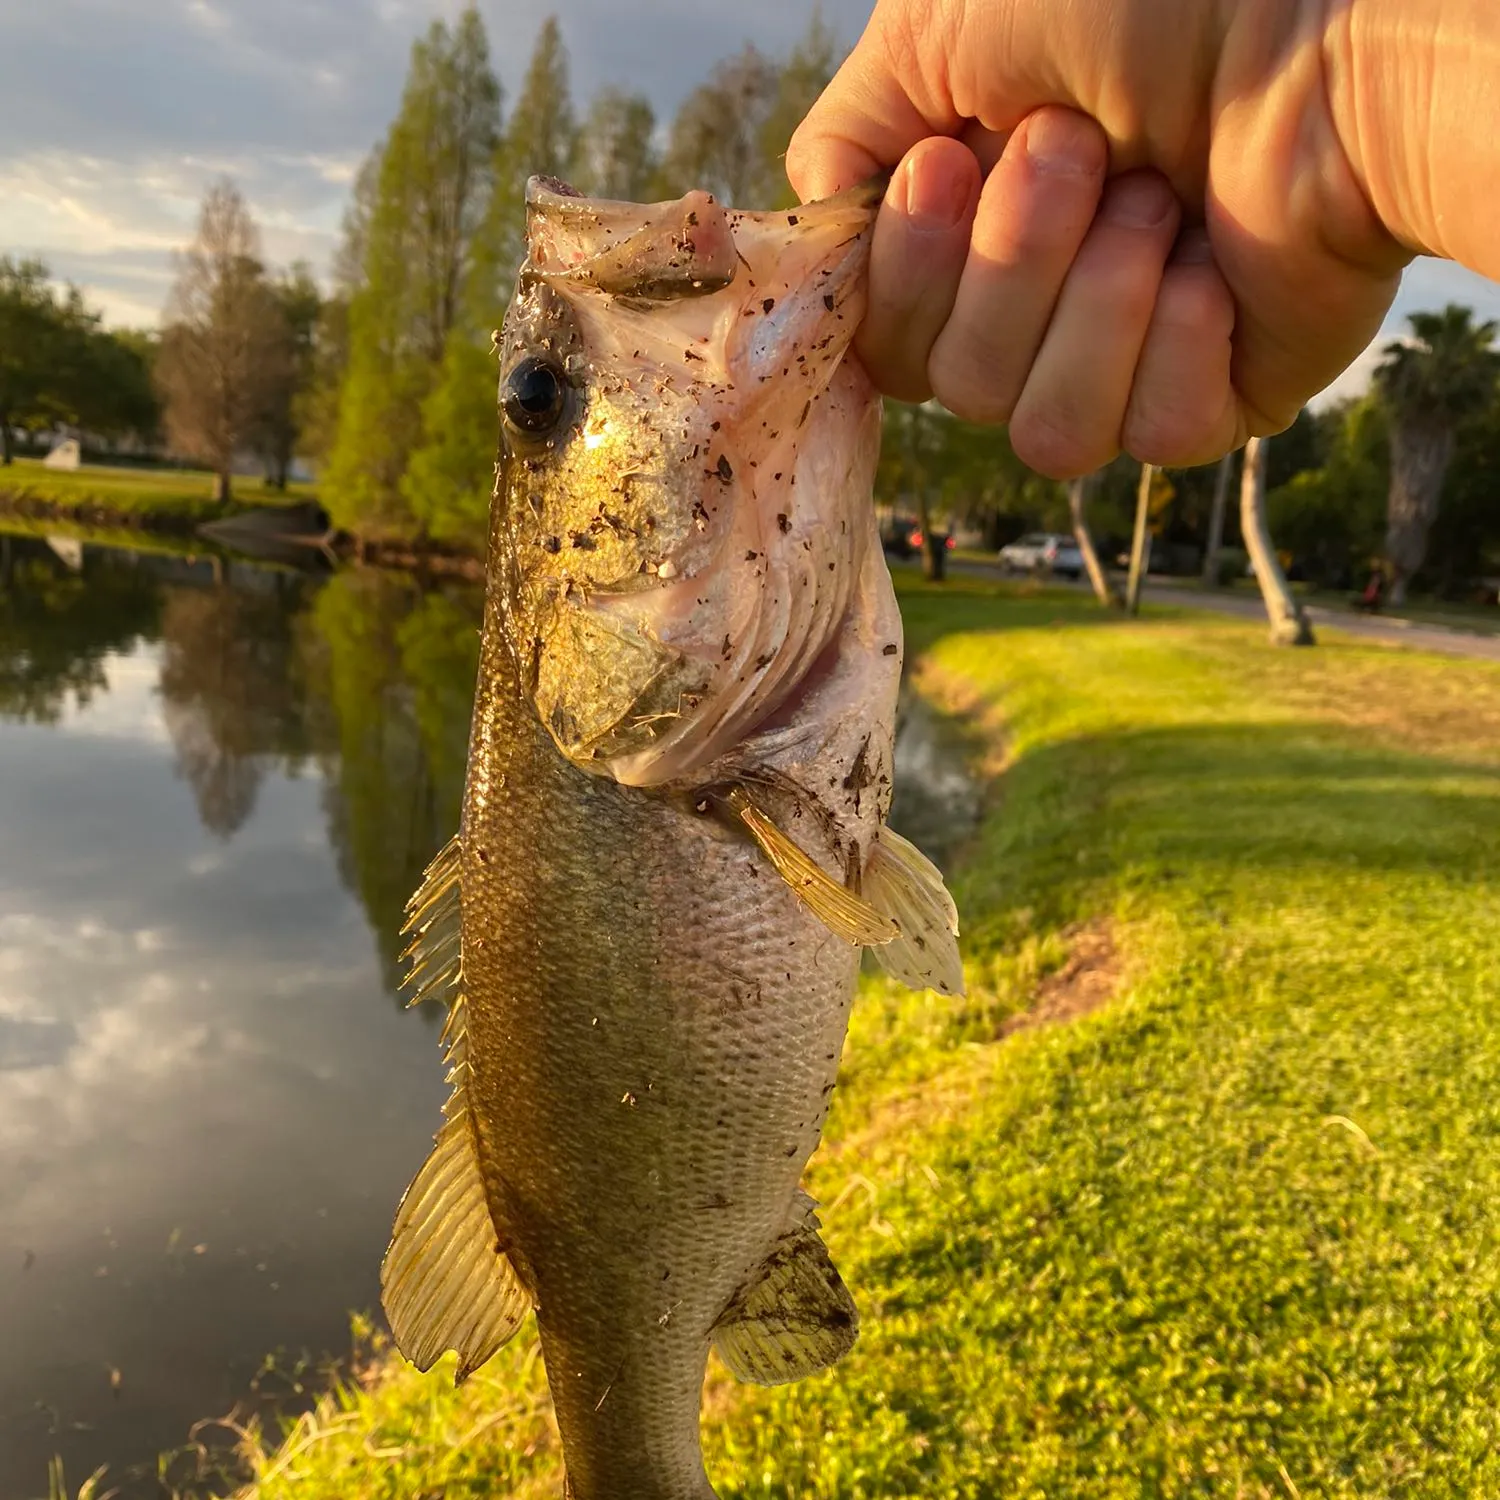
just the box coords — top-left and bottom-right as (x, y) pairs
(1141, 578), (1500, 662)
(905, 556), (1500, 664)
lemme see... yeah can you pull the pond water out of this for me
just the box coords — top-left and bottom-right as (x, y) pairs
(0, 531), (978, 1498)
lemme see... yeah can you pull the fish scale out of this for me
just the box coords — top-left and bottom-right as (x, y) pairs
(381, 175), (965, 1499)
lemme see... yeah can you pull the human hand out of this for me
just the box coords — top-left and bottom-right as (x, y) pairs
(787, 0), (1416, 477)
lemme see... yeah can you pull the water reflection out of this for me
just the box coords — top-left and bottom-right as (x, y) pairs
(0, 534), (481, 1497)
(0, 534), (976, 1497)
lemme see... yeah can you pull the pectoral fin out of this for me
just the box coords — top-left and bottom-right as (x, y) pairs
(712, 1210), (859, 1385)
(381, 838), (530, 1382)
(729, 789), (898, 947)
(862, 826), (965, 997)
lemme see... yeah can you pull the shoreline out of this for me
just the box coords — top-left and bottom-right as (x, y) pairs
(0, 490), (486, 581)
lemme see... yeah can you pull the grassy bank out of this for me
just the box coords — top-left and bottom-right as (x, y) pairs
(0, 458), (315, 528)
(194, 581), (1500, 1498)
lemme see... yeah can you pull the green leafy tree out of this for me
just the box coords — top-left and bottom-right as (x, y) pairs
(155, 181), (284, 502)
(757, 11), (842, 208)
(661, 43), (781, 205)
(488, 15), (578, 277)
(1426, 389), (1500, 594)
(1267, 396), (1388, 587)
(1374, 304), (1500, 602)
(402, 16), (577, 547)
(574, 88), (658, 201)
(324, 7), (502, 539)
(297, 151), (382, 470)
(79, 327), (160, 447)
(0, 258), (111, 462)
(255, 263), (322, 489)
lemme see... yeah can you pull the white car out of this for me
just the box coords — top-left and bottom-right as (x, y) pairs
(998, 532), (1084, 581)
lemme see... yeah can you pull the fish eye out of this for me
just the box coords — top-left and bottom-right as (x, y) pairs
(501, 356), (569, 438)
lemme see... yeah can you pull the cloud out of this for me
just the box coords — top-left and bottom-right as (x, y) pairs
(0, 0), (876, 325)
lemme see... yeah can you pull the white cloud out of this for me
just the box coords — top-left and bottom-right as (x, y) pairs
(0, 0), (876, 324)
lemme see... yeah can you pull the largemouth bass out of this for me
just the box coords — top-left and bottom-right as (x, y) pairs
(381, 175), (963, 1500)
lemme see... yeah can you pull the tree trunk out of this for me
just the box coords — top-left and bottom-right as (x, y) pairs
(1125, 462), (1154, 615)
(1241, 435), (1315, 646)
(213, 468), (233, 505)
(1, 414), (13, 467)
(917, 491), (946, 582)
(1069, 474), (1121, 607)
(1385, 416), (1454, 606)
(1202, 450), (1235, 585)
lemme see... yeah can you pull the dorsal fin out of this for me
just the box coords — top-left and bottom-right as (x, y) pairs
(712, 1207), (859, 1385)
(380, 838), (530, 1382)
(728, 788), (899, 947)
(862, 827), (965, 996)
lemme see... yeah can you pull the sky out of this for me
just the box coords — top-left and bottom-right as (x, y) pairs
(1, 0), (1496, 405)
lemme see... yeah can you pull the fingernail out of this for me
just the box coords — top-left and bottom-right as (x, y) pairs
(901, 151), (973, 232)
(1024, 110), (1103, 177)
(1173, 227), (1213, 264)
(1104, 173), (1175, 228)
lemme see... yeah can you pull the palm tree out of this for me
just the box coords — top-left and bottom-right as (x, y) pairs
(1374, 305), (1500, 604)
(1068, 472), (1121, 608)
(1241, 436), (1314, 646)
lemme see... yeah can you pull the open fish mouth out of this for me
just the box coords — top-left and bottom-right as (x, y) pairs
(499, 177), (887, 787)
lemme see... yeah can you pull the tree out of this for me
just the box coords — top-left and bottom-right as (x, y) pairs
(256, 263), (322, 489)
(488, 15), (578, 277)
(1266, 396), (1387, 589)
(155, 182), (283, 502)
(574, 88), (658, 201)
(324, 7), (502, 538)
(1374, 304), (1500, 603)
(1241, 435), (1315, 645)
(1069, 473), (1121, 607)
(0, 258), (110, 463)
(756, 11), (842, 208)
(1201, 451), (1237, 585)
(402, 16), (577, 548)
(661, 43), (782, 205)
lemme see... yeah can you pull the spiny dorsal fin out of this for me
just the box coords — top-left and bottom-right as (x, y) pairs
(713, 1212), (859, 1386)
(729, 789), (898, 947)
(863, 826), (965, 996)
(381, 837), (530, 1382)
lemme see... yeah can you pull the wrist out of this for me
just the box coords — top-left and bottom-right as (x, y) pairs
(1321, 0), (1498, 271)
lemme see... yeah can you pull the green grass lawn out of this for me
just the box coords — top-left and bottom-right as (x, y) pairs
(0, 457), (315, 521)
(179, 580), (1500, 1499)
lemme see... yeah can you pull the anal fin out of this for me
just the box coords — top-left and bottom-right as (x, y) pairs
(863, 826), (965, 996)
(712, 1210), (859, 1386)
(381, 835), (530, 1382)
